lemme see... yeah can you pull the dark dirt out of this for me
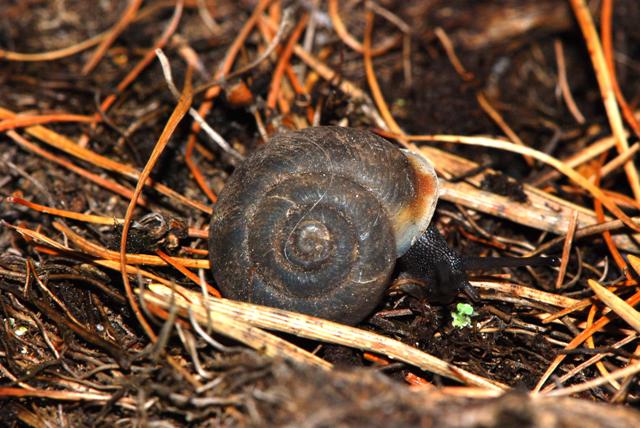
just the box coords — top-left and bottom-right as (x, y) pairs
(1, 0), (640, 426)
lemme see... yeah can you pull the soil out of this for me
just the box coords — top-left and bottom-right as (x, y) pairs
(1, 0), (640, 426)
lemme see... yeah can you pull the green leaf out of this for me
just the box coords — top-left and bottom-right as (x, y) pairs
(451, 303), (475, 328)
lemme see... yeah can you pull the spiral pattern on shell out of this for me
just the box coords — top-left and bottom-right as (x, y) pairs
(209, 126), (438, 324)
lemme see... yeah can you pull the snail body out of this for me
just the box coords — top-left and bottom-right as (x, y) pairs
(208, 126), (439, 324)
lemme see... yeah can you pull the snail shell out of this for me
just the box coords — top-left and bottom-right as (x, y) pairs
(208, 126), (439, 324)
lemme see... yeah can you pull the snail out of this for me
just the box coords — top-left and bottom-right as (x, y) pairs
(208, 126), (554, 325)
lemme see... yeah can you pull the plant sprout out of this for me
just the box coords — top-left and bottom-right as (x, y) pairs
(451, 303), (475, 329)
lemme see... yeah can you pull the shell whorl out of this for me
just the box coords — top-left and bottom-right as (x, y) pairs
(208, 126), (438, 324)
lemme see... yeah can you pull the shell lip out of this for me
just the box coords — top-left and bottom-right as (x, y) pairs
(394, 149), (440, 257)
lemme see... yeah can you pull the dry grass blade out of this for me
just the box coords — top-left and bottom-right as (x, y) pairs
(588, 279), (640, 333)
(409, 134), (640, 233)
(542, 359), (640, 397)
(145, 284), (508, 391)
(472, 281), (579, 308)
(0, 388), (118, 402)
(419, 146), (640, 253)
(144, 290), (331, 370)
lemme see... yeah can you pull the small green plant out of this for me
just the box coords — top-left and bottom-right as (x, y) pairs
(451, 303), (475, 329)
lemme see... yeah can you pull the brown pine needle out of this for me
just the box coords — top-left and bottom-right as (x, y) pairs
(0, 32), (106, 62)
(554, 39), (586, 124)
(155, 249), (220, 298)
(434, 27), (474, 81)
(0, 106), (211, 214)
(6, 196), (123, 225)
(363, 11), (403, 135)
(328, 0), (400, 56)
(0, 114), (95, 131)
(266, 13), (309, 111)
(629, 255), (640, 274)
(52, 222), (208, 268)
(476, 92), (534, 166)
(185, 0), (270, 202)
(6, 130), (147, 206)
(99, 0), (184, 113)
(82, 0), (143, 75)
(533, 290), (640, 392)
(601, 0), (640, 139)
(119, 66), (193, 341)
(569, 0), (640, 202)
